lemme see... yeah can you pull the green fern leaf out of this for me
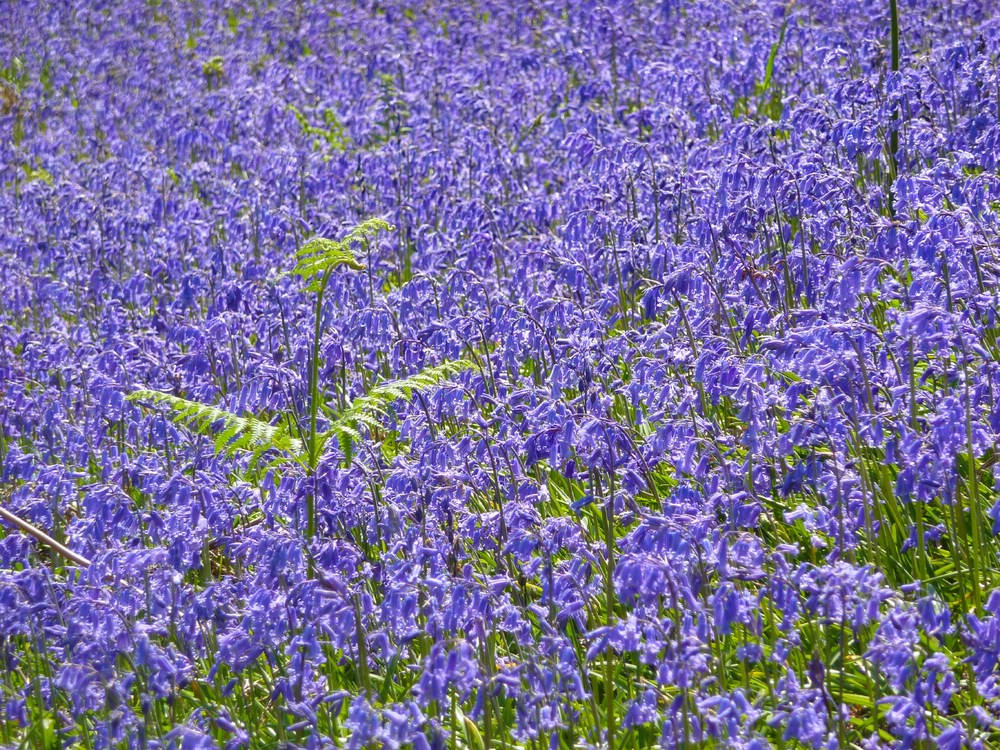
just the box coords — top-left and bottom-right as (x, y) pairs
(323, 359), (471, 465)
(293, 218), (393, 291)
(127, 390), (305, 463)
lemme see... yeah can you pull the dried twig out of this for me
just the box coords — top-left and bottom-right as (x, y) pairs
(0, 504), (91, 568)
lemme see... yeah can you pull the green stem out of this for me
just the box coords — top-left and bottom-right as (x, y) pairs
(306, 267), (334, 541)
(887, 0), (900, 215)
(603, 479), (617, 750)
(964, 358), (986, 608)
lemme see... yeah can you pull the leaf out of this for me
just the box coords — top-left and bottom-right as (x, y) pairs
(323, 359), (472, 465)
(127, 390), (304, 464)
(756, 11), (789, 120)
(292, 218), (392, 291)
(760, 15), (788, 94)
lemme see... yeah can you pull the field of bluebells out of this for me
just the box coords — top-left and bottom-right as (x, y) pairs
(5, 1), (1000, 748)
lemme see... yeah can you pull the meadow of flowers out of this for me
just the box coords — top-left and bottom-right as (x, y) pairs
(2, 0), (1000, 747)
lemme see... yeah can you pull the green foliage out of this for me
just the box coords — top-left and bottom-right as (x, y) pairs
(21, 163), (53, 186)
(732, 17), (788, 122)
(287, 104), (349, 155)
(759, 17), (787, 96)
(369, 72), (411, 147)
(0, 57), (27, 89)
(129, 360), (470, 469)
(126, 390), (304, 466)
(2, 58), (27, 144)
(292, 218), (391, 291)
(201, 56), (224, 88)
(753, 17), (789, 121)
(324, 359), (473, 465)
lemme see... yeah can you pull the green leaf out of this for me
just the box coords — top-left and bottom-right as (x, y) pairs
(292, 218), (392, 290)
(323, 359), (472, 465)
(127, 390), (304, 463)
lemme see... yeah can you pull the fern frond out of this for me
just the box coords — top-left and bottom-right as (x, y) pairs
(127, 390), (304, 463)
(293, 218), (393, 291)
(352, 412), (383, 431)
(287, 104), (349, 153)
(322, 359), (471, 464)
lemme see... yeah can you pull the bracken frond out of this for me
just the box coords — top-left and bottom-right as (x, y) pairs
(293, 218), (393, 291)
(322, 359), (471, 464)
(127, 390), (304, 464)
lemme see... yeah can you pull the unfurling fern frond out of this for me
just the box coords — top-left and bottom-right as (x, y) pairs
(322, 359), (472, 465)
(127, 390), (305, 465)
(293, 218), (392, 291)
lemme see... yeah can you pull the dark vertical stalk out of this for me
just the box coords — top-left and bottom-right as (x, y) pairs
(610, 27), (619, 118)
(887, 0), (900, 215)
(306, 267), (334, 541)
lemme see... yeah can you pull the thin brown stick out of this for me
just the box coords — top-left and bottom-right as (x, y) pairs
(0, 505), (91, 568)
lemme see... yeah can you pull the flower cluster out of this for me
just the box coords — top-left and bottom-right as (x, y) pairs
(2, 0), (1000, 748)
